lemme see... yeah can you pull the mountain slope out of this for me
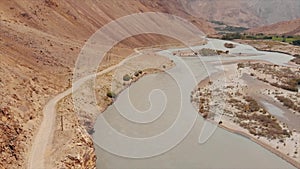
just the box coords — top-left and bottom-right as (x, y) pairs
(0, 0), (214, 168)
(179, 0), (300, 28)
(247, 18), (300, 35)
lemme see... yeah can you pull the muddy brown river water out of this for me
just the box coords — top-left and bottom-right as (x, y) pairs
(93, 39), (296, 169)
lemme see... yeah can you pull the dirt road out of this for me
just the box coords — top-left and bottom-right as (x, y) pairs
(27, 51), (142, 169)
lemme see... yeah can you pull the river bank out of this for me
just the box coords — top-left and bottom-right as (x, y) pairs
(235, 39), (300, 65)
(191, 59), (300, 168)
(94, 38), (297, 169)
(219, 122), (300, 169)
(48, 49), (174, 168)
(35, 37), (299, 169)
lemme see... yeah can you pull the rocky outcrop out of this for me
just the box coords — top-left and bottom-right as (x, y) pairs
(61, 127), (96, 169)
(0, 107), (24, 168)
(50, 96), (97, 169)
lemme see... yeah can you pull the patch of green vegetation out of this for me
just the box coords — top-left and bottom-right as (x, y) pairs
(245, 35), (272, 40)
(267, 35), (300, 43)
(219, 33), (300, 44)
(272, 36), (295, 43)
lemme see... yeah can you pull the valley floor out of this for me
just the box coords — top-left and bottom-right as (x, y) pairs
(28, 38), (300, 168)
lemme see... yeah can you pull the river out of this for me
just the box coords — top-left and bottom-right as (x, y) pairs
(93, 39), (296, 169)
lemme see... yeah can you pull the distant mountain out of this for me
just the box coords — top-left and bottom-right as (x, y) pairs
(247, 18), (300, 35)
(179, 0), (300, 28)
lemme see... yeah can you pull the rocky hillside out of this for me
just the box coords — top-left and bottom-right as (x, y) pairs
(0, 0), (214, 168)
(247, 18), (300, 35)
(180, 0), (300, 28)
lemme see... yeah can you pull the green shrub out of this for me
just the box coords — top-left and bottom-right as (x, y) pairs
(87, 128), (95, 135)
(107, 91), (117, 98)
(123, 74), (131, 81)
(263, 36), (272, 39)
(292, 40), (300, 46)
(237, 63), (245, 69)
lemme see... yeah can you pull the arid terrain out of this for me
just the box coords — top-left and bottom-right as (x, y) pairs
(1, 0), (300, 169)
(0, 0), (214, 168)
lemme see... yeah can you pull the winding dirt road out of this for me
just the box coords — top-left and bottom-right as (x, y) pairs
(27, 50), (142, 169)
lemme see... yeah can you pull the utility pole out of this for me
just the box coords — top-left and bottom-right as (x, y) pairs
(61, 115), (64, 131)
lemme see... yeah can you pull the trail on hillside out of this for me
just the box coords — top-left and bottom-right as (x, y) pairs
(27, 51), (142, 169)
